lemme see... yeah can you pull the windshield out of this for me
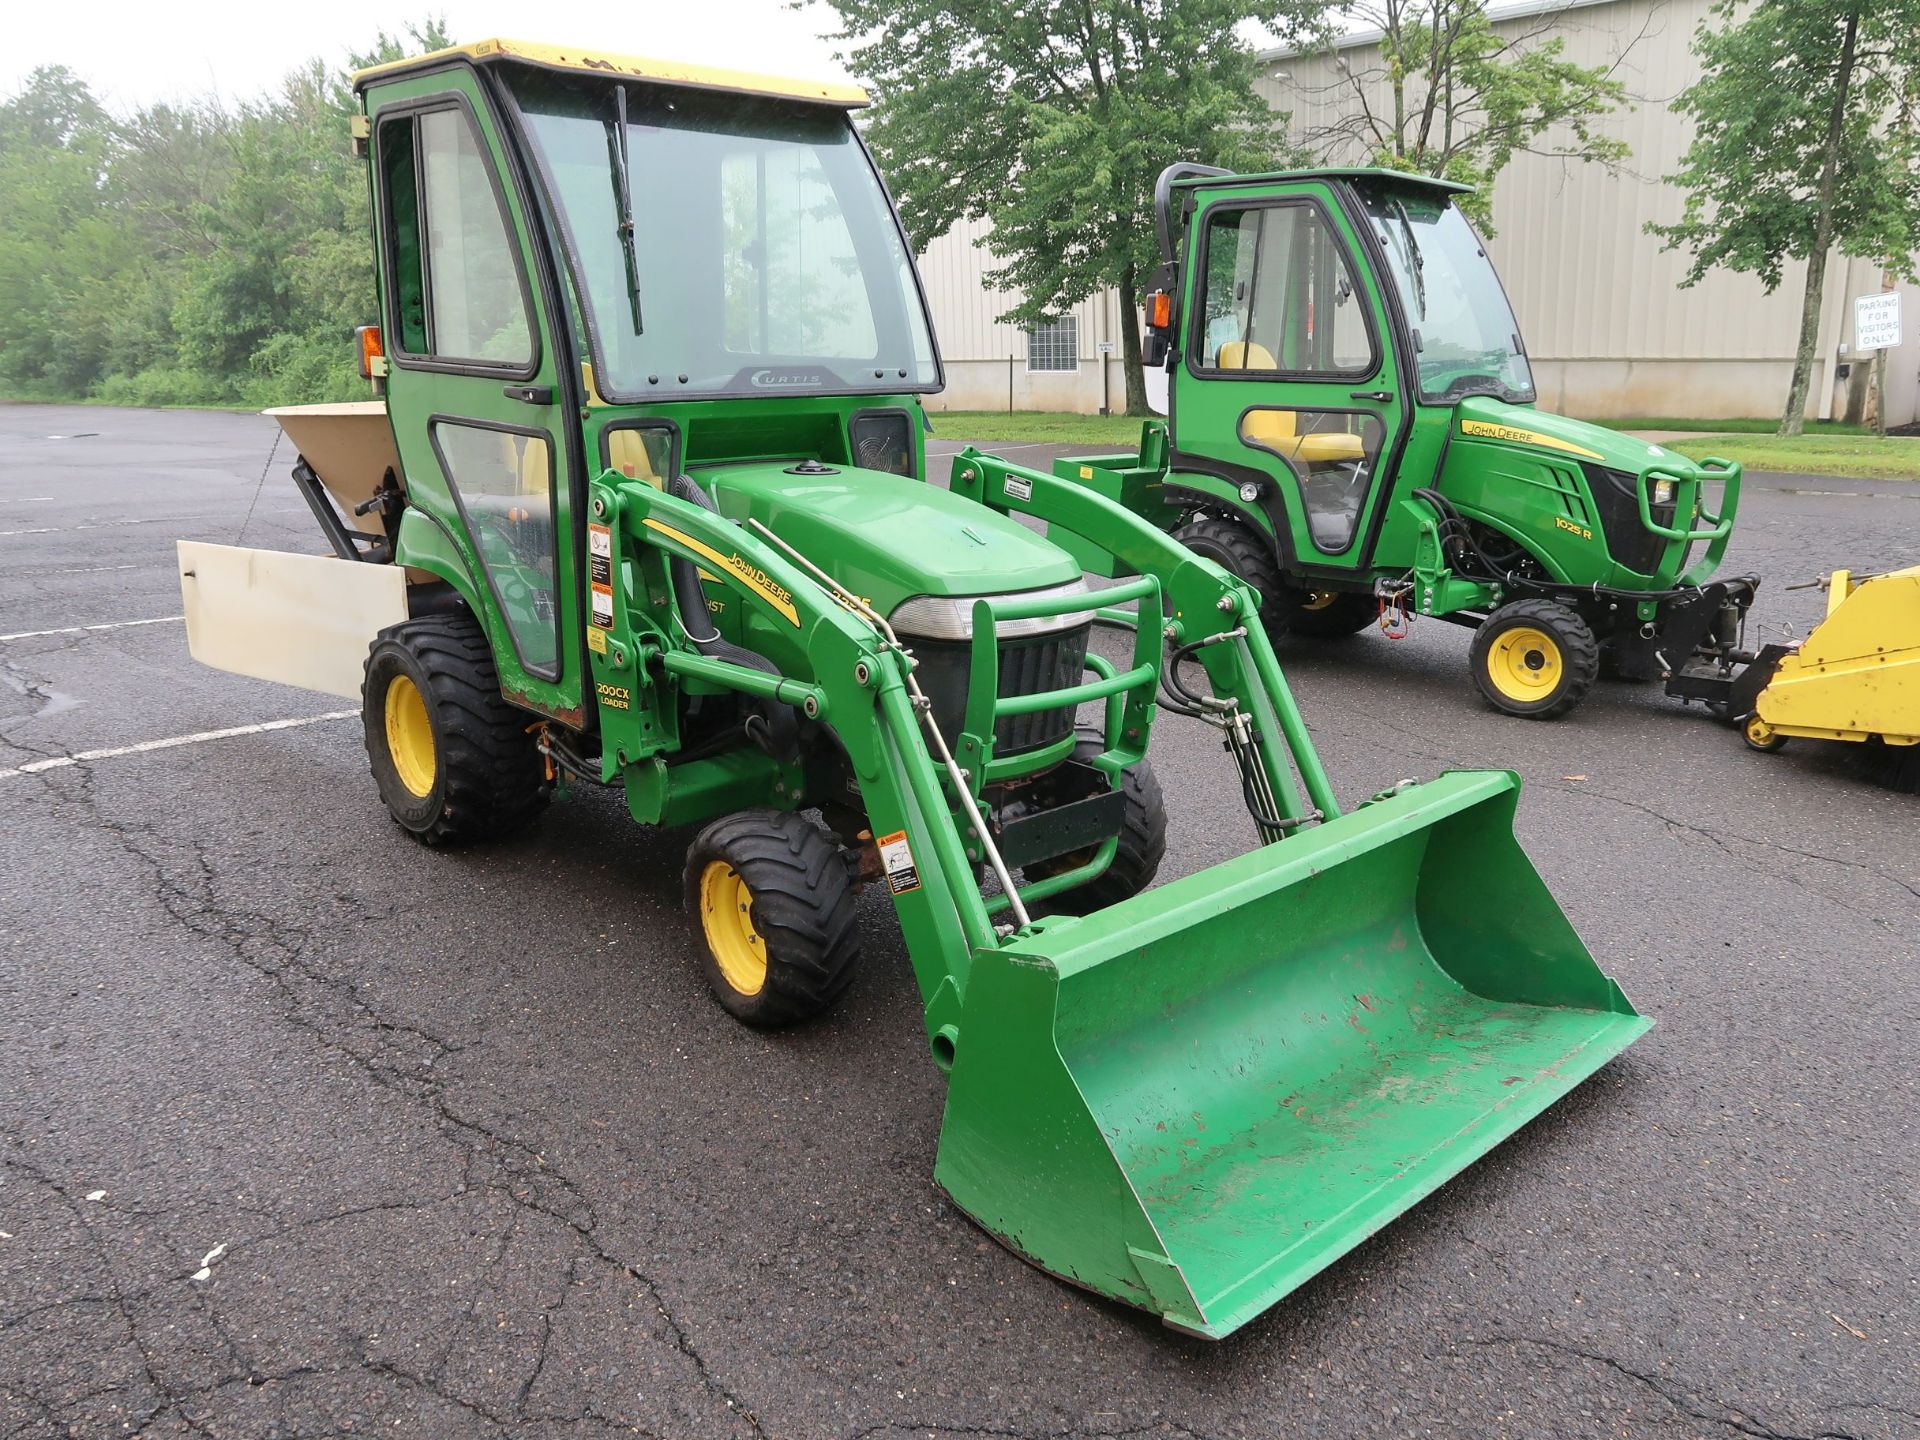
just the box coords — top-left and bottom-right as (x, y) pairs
(510, 72), (937, 400)
(1359, 188), (1534, 404)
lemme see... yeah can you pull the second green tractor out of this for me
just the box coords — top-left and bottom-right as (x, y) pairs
(1059, 162), (1755, 722)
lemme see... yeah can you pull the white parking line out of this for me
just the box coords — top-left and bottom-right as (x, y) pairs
(0, 711), (357, 781)
(0, 615), (183, 643)
(0, 518), (168, 538)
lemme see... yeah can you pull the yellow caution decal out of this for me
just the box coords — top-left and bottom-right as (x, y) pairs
(1460, 419), (1604, 462)
(643, 519), (800, 627)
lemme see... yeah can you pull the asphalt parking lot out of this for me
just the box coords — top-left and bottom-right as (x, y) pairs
(1, 402), (1915, 1440)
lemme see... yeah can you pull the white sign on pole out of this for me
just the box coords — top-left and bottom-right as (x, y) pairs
(1096, 341), (1116, 355)
(1855, 291), (1902, 350)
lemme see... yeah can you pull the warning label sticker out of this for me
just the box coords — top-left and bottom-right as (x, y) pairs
(1004, 475), (1033, 502)
(877, 829), (921, 895)
(586, 624), (608, 654)
(588, 523), (614, 627)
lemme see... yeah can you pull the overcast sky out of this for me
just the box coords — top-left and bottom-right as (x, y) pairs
(3, 0), (858, 111)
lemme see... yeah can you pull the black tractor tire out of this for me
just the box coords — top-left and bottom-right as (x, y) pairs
(1174, 516), (1286, 633)
(1469, 598), (1600, 720)
(1283, 588), (1377, 639)
(683, 808), (860, 1027)
(1024, 730), (1167, 916)
(362, 615), (550, 845)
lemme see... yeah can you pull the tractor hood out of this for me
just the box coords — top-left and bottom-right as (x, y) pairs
(1451, 397), (1710, 478)
(699, 462), (1083, 617)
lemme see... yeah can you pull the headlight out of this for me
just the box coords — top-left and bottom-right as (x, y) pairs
(850, 410), (915, 477)
(1238, 481), (1263, 503)
(890, 578), (1097, 640)
(1650, 479), (1675, 506)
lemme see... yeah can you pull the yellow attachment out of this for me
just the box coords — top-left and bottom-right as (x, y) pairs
(1755, 566), (1920, 745)
(384, 673), (438, 797)
(1484, 625), (1564, 703)
(353, 37), (869, 108)
(699, 862), (767, 997)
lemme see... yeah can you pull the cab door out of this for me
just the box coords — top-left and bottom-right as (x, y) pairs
(1174, 183), (1408, 574)
(367, 69), (582, 720)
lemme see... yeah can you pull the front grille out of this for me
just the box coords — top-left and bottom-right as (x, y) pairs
(908, 624), (1091, 759)
(1583, 464), (1674, 577)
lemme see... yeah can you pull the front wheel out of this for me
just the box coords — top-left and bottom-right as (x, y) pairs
(683, 809), (860, 1027)
(1023, 730), (1167, 915)
(1469, 599), (1599, 720)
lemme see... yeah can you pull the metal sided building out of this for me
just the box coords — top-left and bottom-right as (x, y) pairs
(917, 0), (1918, 425)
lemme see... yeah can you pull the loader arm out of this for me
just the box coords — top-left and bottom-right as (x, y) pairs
(587, 471), (1021, 1045)
(949, 445), (1340, 825)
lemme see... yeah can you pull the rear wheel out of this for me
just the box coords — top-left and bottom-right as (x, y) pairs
(1173, 516), (1376, 641)
(1470, 599), (1599, 720)
(362, 615), (550, 845)
(1023, 730), (1166, 915)
(1284, 588), (1376, 639)
(1174, 516), (1285, 632)
(684, 809), (859, 1027)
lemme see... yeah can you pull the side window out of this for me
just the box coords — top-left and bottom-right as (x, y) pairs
(1196, 205), (1372, 376)
(432, 422), (558, 674)
(378, 107), (533, 367)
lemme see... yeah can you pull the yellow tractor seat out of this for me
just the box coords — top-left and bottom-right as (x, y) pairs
(1216, 343), (1370, 467)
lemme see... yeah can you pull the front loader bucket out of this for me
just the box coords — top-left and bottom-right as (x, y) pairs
(935, 770), (1648, 1339)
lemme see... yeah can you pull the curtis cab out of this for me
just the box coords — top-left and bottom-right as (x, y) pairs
(178, 41), (1651, 1338)
(1075, 162), (1758, 722)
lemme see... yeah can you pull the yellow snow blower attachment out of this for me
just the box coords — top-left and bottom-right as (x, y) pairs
(1738, 567), (1920, 791)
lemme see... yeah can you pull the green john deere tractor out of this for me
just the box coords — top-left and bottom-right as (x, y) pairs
(178, 40), (1649, 1339)
(1058, 162), (1756, 721)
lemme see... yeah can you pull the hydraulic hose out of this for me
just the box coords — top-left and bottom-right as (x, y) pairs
(665, 476), (798, 757)
(1411, 488), (1709, 604)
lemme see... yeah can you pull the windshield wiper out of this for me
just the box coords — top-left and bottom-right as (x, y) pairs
(1389, 197), (1426, 319)
(605, 85), (644, 334)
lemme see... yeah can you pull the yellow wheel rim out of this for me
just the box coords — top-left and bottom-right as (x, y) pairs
(1302, 590), (1340, 611)
(699, 861), (766, 996)
(1744, 714), (1780, 749)
(1485, 625), (1564, 702)
(384, 673), (438, 798)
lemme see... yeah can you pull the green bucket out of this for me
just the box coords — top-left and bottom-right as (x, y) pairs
(934, 769), (1649, 1338)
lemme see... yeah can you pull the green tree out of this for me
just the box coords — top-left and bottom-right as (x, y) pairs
(1649, 1), (1920, 436)
(0, 68), (126, 394)
(1301, 0), (1633, 232)
(812, 0), (1320, 415)
(0, 18), (452, 407)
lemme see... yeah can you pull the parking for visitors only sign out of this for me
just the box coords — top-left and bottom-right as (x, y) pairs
(1855, 291), (1903, 350)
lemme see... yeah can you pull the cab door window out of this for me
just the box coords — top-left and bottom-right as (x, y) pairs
(1193, 204), (1373, 376)
(378, 107), (534, 368)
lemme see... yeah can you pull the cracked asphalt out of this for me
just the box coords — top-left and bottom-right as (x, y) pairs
(1, 402), (1915, 1440)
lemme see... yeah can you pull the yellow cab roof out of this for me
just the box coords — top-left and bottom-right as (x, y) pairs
(352, 37), (869, 108)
